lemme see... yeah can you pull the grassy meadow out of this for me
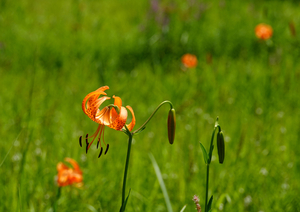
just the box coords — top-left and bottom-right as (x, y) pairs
(1, 0), (300, 211)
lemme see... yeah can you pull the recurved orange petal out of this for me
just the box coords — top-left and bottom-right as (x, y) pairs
(56, 158), (83, 187)
(108, 95), (123, 123)
(84, 89), (106, 109)
(125, 106), (135, 131)
(65, 158), (82, 174)
(57, 162), (69, 172)
(108, 106), (128, 130)
(69, 172), (83, 184)
(101, 108), (112, 126)
(112, 95), (122, 109)
(57, 170), (71, 186)
(82, 86), (109, 117)
(95, 107), (109, 124)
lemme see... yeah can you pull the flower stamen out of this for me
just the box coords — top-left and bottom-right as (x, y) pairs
(82, 124), (110, 157)
(85, 134), (89, 153)
(105, 144), (109, 155)
(84, 124), (102, 150)
(85, 134), (89, 143)
(97, 137), (100, 149)
(98, 147), (103, 158)
(86, 142), (89, 154)
(79, 136), (82, 147)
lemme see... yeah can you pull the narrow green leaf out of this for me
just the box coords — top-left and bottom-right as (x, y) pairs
(1, 130), (22, 167)
(86, 204), (98, 212)
(207, 195), (213, 211)
(123, 189), (131, 211)
(97, 201), (103, 212)
(199, 143), (209, 164)
(134, 126), (146, 135)
(179, 205), (186, 212)
(119, 189), (131, 212)
(208, 144), (214, 162)
(149, 153), (173, 212)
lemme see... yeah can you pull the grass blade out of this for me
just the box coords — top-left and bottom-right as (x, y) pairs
(199, 142), (209, 164)
(0, 130), (23, 167)
(149, 153), (173, 212)
(180, 205), (187, 212)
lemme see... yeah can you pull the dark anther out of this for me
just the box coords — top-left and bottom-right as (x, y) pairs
(105, 144), (109, 155)
(97, 137), (100, 149)
(79, 136), (82, 147)
(98, 147), (103, 158)
(85, 134), (89, 144)
(86, 142), (89, 154)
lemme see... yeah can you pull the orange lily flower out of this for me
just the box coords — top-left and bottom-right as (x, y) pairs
(181, 53), (198, 68)
(255, 23), (273, 40)
(80, 86), (136, 157)
(56, 158), (83, 187)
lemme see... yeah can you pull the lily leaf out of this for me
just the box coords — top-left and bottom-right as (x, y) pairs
(207, 195), (213, 212)
(199, 143), (209, 164)
(119, 189), (131, 212)
(134, 126), (146, 135)
(123, 189), (131, 210)
(208, 144), (214, 162)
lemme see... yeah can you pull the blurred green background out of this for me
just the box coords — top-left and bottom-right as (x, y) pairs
(1, 0), (300, 211)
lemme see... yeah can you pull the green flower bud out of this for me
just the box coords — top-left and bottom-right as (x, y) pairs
(217, 131), (225, 164)
(167, 108), (176, 144)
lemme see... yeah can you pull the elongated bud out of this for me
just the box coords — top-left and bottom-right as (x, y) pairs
(167, 108), (176, 144)
(217, 131), (225, 164)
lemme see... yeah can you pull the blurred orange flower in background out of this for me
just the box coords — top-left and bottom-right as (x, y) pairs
(56, 158), (83, 187)
(81, 86), (136, 156)
(255, 23), (273, 40)
(181, 53), (198, 68)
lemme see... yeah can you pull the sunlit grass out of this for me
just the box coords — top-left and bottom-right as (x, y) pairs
(1, 0), (300, 211)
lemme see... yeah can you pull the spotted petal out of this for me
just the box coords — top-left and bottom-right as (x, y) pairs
(108, 106), (128, 130)
(82, 86), (109, 117)
(125, 106), (135, 131)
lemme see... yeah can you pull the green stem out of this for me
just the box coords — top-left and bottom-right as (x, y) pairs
(119, 100), (174, 211)
(208, 129), (216, 161)
(53, 187), (61, 212)
(205, 118), (221, 212)
(120, 132), (133, 211)
(208, 123), (221, 162)
(204, 164), (210, 212)
(133, 100), (173, 134)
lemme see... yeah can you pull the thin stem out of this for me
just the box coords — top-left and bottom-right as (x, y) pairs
(205, 119), (220, 212)
(208, 123), (220, 163)
(204, 164), (209, 212)
(133, 100), (173, 134)
(120, 132), (133, 211)
(208, 129), (216, 161)
(53, 187), (61, 212)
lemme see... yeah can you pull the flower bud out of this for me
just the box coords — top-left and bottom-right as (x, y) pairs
(167, 108), (176, 144)
(217, 131), (225, 164)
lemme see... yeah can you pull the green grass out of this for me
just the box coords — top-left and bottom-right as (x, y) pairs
(1, 0), (300, 211)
